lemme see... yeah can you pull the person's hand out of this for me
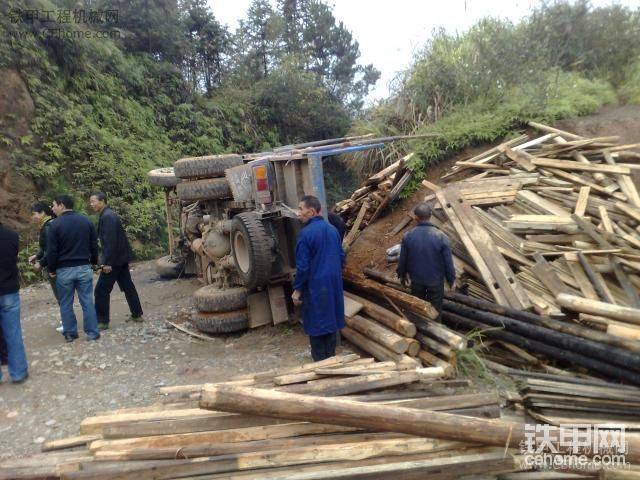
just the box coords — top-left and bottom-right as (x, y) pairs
(28, 255), (37, 264)
(400, 276), (408, 288)
(32, 261), (42, 272)
(291, 290), (302, 306)
(102, 265), (112, 274)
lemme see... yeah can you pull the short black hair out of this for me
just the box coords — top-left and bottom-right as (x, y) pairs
(301, 195), (322, 213)
(53, 194), (74, 210)
(31, 202), (53, 216)
(414, 202), (432, 221)
(91, 192), (107, 202)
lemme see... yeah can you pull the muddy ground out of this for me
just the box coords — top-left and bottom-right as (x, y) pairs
(0, 262), (334, 460)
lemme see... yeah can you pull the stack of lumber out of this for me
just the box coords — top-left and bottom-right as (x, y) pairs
(1, 355), (519, 480)
(518, 373), (640, 428)
(343, 269), (468, 374)
(418, 123), (640, 331)
(335, 153), (415, 248)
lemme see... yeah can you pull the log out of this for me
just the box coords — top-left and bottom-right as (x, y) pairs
(446, 291), (640, 354)
(341, 326), (419, 366)
(344, 292), (416, 338)
(199, 384), (640, 463)
(345, 315), (412, 354)
(442, 300), (640, 373)
(556, 293), (640, 326)
(200, 384), (525, 451)
(344, 270), (439, 321)
(441, 311), (640, 386)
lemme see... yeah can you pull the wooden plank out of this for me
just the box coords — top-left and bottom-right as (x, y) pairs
(434, 188), (508, 307)
(545, 168), (627, 201)
(90, 422), (359, 453)
(279, 371), (421, 397)
(268, 284), (290, 325)
(564, 253), (599, 301)
(531, 253), (571, 296)
(577, 252), (616, 304)
(516, 190), (571, 216)
(247, 291), (273, 328)
(599, 206), (614, 233)
(532, 158), (631, 175)
(343, 201), (369, 248)
(574, 186), (590, 217)
(42, 434), (101, 452)
(501, 146), (536, 171)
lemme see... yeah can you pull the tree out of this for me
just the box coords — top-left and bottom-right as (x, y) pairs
(238, 0), (282, 80)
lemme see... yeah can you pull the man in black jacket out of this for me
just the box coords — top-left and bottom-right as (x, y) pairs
(48, 194), (100, 342)
(90, 192), (143, 330)
(0, 222), (29, 382)
(397, 203), (456, 317)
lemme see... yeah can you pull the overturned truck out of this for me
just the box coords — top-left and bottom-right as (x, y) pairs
(148, 138), (385, 334)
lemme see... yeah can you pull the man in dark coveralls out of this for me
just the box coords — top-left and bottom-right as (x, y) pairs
(292, 195), (346, 361)
(397, 202), (455, 317)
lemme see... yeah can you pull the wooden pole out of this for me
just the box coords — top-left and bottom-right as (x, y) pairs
(199, 384), (640, 464)
(557, 293), (640, 326)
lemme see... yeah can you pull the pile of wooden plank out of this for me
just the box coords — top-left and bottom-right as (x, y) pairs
(1, 355), (520, 480)
(518, 374), (640, 427)
(418, 123), (640, 328)
(334, 153), (415, 248)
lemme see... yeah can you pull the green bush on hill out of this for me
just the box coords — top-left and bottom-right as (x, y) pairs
(347, 1), (640, 185)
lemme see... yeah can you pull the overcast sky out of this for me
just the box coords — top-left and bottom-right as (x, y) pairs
(209, 0), (640, 104)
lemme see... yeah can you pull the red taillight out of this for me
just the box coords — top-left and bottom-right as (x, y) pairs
(256, 178), (268, 191)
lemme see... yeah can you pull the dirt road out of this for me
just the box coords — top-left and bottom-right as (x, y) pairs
(0, 262), (315, 459)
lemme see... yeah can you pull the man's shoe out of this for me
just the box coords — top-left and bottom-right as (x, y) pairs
(55, 323), (64, 333)
(129, 315), (144, 323)
(86, 335), (100, 341)
(64, 335), (77, 343)
(97, 322), (109, 331)
(12, 373), (28, 384)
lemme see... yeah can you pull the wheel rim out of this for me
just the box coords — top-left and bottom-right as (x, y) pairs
(233, 231), (250, 273)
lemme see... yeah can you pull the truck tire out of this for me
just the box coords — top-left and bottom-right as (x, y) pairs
(191, 309), (249, 334)
(148, 167), (179, 188)
(194, 286), (248, 313)
(174, 154), (243, 179)
(177, 178), (232, 201)
(156, 255), (184, 279)
(231, 213), (273, 290)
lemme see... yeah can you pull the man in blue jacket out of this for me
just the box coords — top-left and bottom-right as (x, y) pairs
(397, 203), (455, 317)
(48, 194), (100, 342)
(90, 192), (143, 330)
(0, 222), (28, 383)
(292, 195), (345, 361)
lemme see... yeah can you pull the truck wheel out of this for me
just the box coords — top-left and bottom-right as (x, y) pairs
(177, 178), (232, 201)
(156, 255), (184, 279)
(231, 213), (273, 290)
(191, 309), (249, 334)
(194, 286), (248, 313)
(148, 167), (180, 188)
(174, 154), (243, 179)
